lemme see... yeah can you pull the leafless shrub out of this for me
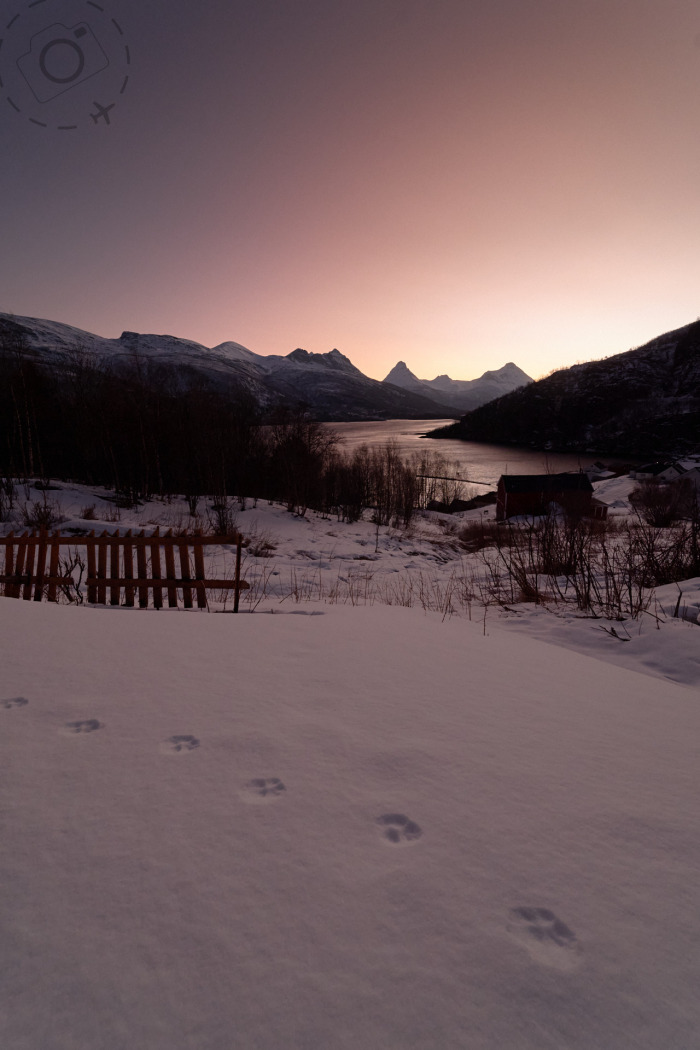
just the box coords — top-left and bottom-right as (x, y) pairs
(80, 504), (97, 520)
(281, 567), (325, 604)
(57, 550), (86, 604)
(670, 586), (699, 625)
(114, 491), (140, 509)
(21, 496), (64, 530)
(245, 523), (277, 558)
(237, 560), (277, 610)
(478, 513), (656, 619)
(207, 498), (239, 535)
(409, 449), (469, 508)
(626, 518), (700, 587)
(163, 507), (189, 533)
(630, 479), (696, 527)
(458, 519), (523, 552)
(0, 478), (17, 524)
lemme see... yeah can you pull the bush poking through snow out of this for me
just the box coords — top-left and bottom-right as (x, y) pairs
(245, 524), (277, 558)
(629, 478), (697, 527)
(207, 498), (239, 535)
(21, 496), (64, 530)
(476, 511), (700, 619)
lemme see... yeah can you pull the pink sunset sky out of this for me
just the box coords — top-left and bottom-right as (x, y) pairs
(2, 0), (699, 381)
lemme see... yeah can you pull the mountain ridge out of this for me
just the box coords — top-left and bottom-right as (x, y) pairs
(0, 313), (534, 423)
(383, 359), (533, 411)
(430, 320), (700, 457)
(0, 313), (455, 422)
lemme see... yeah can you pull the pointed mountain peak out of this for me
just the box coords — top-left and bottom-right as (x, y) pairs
(383, 361), (421, 385)
(480, 362), (533, 384)
(324, 348), (364, 374)
(285, 347), (364, 376)
(287, 348), (312, 363)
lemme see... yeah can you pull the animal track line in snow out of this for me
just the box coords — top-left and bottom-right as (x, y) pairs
(376, 813), (423, 845)
(507, 906), (581, 971)
(64, 719), (103, 734)
(2, 696), (28, 709)
(241, 777), (286, 802)
(162, 734), (200, 753)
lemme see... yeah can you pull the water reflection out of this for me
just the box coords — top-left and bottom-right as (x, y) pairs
(325, 420), (598, 489)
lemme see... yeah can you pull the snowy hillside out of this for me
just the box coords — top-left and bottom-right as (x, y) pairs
(0, 313), (454, 422)
(384, 360), (533, 411)
(2, 478), (700, 1049)
(435, 319), (700, 456)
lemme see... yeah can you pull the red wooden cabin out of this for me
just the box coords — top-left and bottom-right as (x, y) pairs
(496, 473), (596, 521)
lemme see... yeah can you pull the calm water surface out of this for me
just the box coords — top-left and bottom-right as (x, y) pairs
(327, 420), (596, 489)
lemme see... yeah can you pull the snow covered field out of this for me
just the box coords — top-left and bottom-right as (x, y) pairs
(2, 480), (700, 1048)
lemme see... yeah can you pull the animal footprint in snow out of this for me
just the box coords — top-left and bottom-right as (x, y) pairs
(162, 734), (200, 753)
(65, 719), (103, 734)
(376, 813), (423, 845)
(2, 696), (28, 709)
(242, 777), (286, 803)
(507, 907), (581, 971)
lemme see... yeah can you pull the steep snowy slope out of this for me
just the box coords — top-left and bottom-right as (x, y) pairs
(0, 313), (454, 421)
(433, 320), (700, 455)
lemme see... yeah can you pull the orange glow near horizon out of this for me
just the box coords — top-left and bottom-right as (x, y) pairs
(2, 1), (699, 383)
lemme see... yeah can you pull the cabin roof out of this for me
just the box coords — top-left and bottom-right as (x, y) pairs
(635, 462), (667, 475)
(499, 472), (593, 494)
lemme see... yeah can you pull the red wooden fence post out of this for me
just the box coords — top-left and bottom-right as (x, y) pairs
(233, 537), (242, 613)
(136, 531), (149, 608)
(164, 530), (178, 608)
(97, 532), (108, 605)
(150, 527), (163, 610)
(47, 531), (60, 603)
(4, 531), (16, 598)
(22, 532), (37, 601)
(110, 533), (121, 606)
(193, 533), (207, 609)
(86, 531), (97, 604)
(33, 528), (48, 601)
(123, 530), (135, 608)
(178, 533), (193, 609)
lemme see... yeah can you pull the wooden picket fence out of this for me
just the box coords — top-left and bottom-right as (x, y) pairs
(0, 529), (248, 610)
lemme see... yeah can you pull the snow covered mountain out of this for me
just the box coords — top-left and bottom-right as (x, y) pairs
(382, 361), (428, 395)
(433, 320), (700, 456)
(0, 314), (454, 422)
(383, 360), (532, 411)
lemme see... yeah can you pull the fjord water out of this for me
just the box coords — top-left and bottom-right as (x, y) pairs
(329, 419), (593, 489)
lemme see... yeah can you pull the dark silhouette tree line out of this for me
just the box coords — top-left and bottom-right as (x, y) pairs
(0, 334), (423, 527)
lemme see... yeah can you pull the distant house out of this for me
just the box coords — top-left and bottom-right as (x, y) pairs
(681, 467), (700, 492)
(632, 459), (700, 486)
(583, 461), (616, 482)
(657, 462), (687, 483)
(496, 473), (601, 521)
(630, 462), (669, 481)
